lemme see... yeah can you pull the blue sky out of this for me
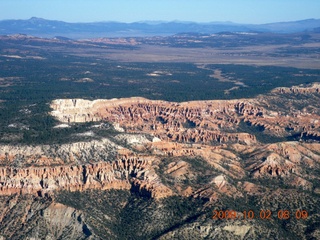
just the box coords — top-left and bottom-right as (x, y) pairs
(1, 0), (320, 24)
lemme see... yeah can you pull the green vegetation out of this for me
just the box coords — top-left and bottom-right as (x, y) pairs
(237, 120), (287, 144)
(142, 32), (316, 49)
(156, 156), (223, 190)
(56, 189), (204, 240)
(1, 49), (319, 145)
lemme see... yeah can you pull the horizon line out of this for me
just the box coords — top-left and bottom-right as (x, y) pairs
(0, 16), (319, 25)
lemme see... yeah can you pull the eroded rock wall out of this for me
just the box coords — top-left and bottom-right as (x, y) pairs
(51, 98), (260, 144)
(0, 156), (172, 199)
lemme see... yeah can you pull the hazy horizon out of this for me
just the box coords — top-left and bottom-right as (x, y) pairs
(1, 0), (320, 24)
(1, 16), (320, 25)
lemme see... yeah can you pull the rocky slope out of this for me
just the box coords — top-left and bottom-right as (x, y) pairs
(0, 138), (119, 167)
(0, 153), (173, 199)
(0, 83), (320, 239)
(0, 193), (109, 240)
(50, 83), (320, 145)
(50, 98), (263, 145)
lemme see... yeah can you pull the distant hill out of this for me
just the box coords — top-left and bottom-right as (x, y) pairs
(0, 17), (319, 38)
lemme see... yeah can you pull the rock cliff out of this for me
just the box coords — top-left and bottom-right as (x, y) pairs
(272, 83), (320, 94)
(0, 138), (119, 167)
(50, 83), (320, 146)
(1, 83), (319, 201)
(0, 155), (172, 199)
(51, 98), (261, 145)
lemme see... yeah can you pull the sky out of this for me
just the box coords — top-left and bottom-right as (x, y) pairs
(0, 0), (320, 24)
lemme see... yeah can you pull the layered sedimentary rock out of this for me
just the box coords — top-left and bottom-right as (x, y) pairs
(239, 141), (320, 191)
(272, 83), (320, 94)
(0, 156), (172, 199)
(4, 134), (319, 200)
(0, 138), (119, 167)
(1, 83), (320, 201)
(51, 98), (261, 145)
(51, 82), (320, 146)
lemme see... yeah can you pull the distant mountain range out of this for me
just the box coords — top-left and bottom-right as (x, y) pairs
(0, 17), (319, 38)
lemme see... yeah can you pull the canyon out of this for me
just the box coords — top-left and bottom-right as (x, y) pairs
(0, 83), (319, 200)
(0, 83), (320, 239)
(1, 26), (320, 239)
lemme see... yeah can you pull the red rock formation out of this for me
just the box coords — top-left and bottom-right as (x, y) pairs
(2, 83), (319, 201)
(51, 98), (259, 145)
(51, 89), (319, 147)
(0, 156), (172, 199)
(241, 142), (320, 190)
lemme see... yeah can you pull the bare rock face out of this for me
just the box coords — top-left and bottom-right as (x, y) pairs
(41, 203), (95, 239)
(250, 152), (297, 177)
(0, 156), (172, 199)
(0, 138), (119, 167)
(242, 141), (320, 190)
(0, 83), (320, 240)
(51, 98), (260, 145)
(245, 142), (320, 177)
(0, 194), (97, 240)
(273, 83), (320, 94)
(2, 83), (320, 201)
(50, 82), (320, 146)
(49, 85), (320, 193)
